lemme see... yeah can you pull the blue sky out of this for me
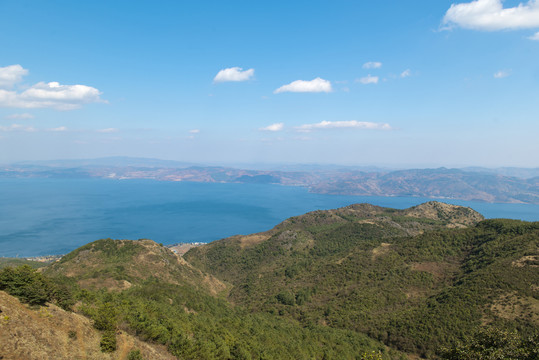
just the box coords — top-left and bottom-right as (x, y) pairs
(0, 0), (538, 167)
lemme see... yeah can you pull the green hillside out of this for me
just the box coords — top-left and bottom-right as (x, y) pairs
(1, 201), (537, 359)
(185, 202), (538, 358)
(41, 236), (398, 359)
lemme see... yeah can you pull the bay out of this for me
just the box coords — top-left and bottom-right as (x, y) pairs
(0, 178), (537, 257)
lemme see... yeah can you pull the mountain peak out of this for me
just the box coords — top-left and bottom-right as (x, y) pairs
(403, 201), (484, 227)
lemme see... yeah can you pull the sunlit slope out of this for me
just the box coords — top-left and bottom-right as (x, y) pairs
(39, 240), (395, 359)
(0, 290), (175, 360)
(185, 202), (538, 358)
(184, 201), (484, 289)
(46, 238), (228, 295)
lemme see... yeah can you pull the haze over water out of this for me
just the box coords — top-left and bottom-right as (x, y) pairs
(1, 178), (537, 257)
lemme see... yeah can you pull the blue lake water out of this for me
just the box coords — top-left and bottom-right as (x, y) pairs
(0, 178), (537, 257)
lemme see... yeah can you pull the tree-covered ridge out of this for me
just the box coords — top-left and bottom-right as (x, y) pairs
(1, 267), (396, 359)
(185, 204), (537, 358)
(45, 238), (228, 295)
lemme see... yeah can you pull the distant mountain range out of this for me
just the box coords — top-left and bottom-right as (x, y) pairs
(2, 157), (538, 204)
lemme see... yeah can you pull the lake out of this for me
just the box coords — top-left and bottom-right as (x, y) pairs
(0, 178), (537, 257)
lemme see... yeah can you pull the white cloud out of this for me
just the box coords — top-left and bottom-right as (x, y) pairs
(0, 65), (29, 88)
(260, 122), (284, 132)
(357, 75), (379, 84)
(0, 123), (37, 132)
(363, 61), (382, 69)
(494, 70), (511, 78)
(5, 113), (34, 119)
(0, 64), (105, 110)
(443, 0), (539, 31)
(189, 129), (200, 134)
(0, 81), (104, 110)
(400, 69), (412, 78)
(295, 120), (392, 132)
(97, 128), (118, 133)
(48, 126), (68, 132)
(214, 67), (255, 83)
(529, 30), (539, 39)
(274, 78), (332, 93)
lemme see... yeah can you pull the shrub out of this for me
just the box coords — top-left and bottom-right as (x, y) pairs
(128, 349), (144, 360)
(100, 329), (117, 352)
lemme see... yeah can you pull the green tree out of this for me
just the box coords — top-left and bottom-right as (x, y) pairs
(100, 329), (117, 352)
(440, 327), (538, 360)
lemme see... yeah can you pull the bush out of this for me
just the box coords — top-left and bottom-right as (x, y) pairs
(276, 291), (295, 306)
(440, 327), (538, 360)
(100, 329), (117, 352)
(128, 349), (144, 360)
(0, 265), (50, 305)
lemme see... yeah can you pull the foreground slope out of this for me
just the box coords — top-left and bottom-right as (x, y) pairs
(40, 237), (396, 359)
(0, 290), (174, 360)
(185, 202), (538, 358)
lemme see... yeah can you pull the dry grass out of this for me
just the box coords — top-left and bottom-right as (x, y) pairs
(238, 234), (270, 249)
(410, 261), (459, 280)
(371, 243), (391, 260)
(490, 292), (539, 324)
(512, 255), (539, 268)
(0, 291), (175, 360)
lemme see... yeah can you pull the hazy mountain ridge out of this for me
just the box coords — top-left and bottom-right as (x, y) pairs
(2, 158), (539, 204)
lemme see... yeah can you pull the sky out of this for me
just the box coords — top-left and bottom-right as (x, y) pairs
(0, 0), (538, 168)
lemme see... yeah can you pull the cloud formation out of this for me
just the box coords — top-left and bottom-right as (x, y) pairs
(529, 31), (539, 39)
(49, 126), (68, 132)
(443, 0), (539, 31)
(97, 128), (118, 133)
(189, 129), (200, 134)
(0, 65), (105, 110)
(274, 78), (332, 93)
(0, 65), (29, 88)
(363, 61), (382, 69)
(0, 123), (37, 132)
(5, 113), (34, 119)
(494, 70), (511, 78)
(357, 75), (379, 84)
(295, 120), (392, 132)
(400, 69), (412, 78)
(260, 122), (284, 131)
(214, 67), (255, 83)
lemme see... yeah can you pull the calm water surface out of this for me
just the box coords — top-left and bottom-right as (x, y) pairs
(0, 178), (537, 257)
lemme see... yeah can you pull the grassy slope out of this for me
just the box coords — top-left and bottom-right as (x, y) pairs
(0, 290), (175, 360)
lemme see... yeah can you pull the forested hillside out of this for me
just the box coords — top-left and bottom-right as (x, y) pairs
(1, 202), (537, 359)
